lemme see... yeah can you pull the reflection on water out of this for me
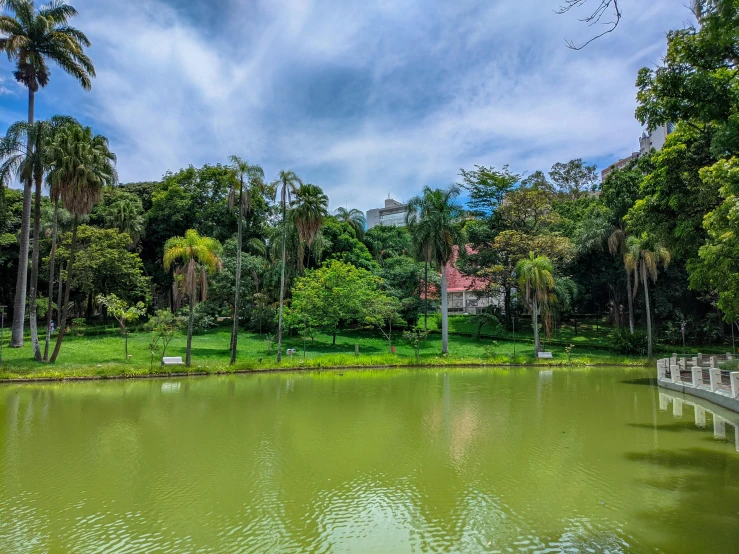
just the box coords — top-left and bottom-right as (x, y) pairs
(659, 389), (739, 451)
(0, 368), (738, 553)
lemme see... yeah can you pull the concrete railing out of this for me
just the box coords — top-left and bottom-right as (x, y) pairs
(657, 353), (739, 413)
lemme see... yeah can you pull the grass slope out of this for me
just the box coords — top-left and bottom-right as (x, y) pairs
(0, 325), (650, 381)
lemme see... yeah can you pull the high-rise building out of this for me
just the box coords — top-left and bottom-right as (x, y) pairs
(601, 123), (675, 182)
(366, 198), (407, 230)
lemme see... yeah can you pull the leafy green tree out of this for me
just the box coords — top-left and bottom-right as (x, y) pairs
(403, 328), (429, 363)
(362, 224), (411, 265)
(689, 158), (739, 321)
(549, 159), (599, 199)
(458, 164), (520, 218)
(163, 229), (222, 367)
(227, 156), (266, 365)
(287, 260), (384, 345)
(515, 252), (554, 355)
(625, 236), (671, 358)
(96, 293), (146, 359)
(379, 255), (428, 327)
(0, 115), (74, 357)
(47, 123), (116, 363)
(406, 186), (465, 354)
(56, 225), (149, 305)
(335, 207), (366, 238)
(272, 170), (302, 362)
(0, 0), (94, 348)
(321, 217), (377, 270)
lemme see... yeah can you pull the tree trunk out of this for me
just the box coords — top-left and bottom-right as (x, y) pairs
(10, 88), (35, 348)
(50, 215), (79, 363)
(625, 264), (635, 334)
(276, 190), (287, 362)
(441, 263), (449, 354)
(230, 180), (244, 365)
(186, 294), (194, 367)
(28, 171), (43, 360)
(44, 197), (60, 361)
(424, 260), (428, 330)
(504, 286), (512, 330)
(644, 275), (653, 358)
(124, 328), (128, 359)
(56, 264), (63, 327)
(533, 297), (540, 355)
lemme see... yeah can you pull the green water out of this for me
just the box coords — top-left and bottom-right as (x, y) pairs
(1, 367), (738, 553)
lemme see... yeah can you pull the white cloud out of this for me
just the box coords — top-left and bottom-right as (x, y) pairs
(0, 0), (691, 209)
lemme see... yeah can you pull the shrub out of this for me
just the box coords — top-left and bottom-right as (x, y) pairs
(611, 328), (649, 355)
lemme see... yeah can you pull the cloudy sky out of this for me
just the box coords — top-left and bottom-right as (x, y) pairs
(0, 0), (691, 212)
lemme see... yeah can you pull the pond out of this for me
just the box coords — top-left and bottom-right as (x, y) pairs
(0, 367), (738, 553)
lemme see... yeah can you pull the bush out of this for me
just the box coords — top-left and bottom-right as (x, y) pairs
(432, 311), (442, 330)
(177, 304), (217, 335)
(611, 328), (649, 355)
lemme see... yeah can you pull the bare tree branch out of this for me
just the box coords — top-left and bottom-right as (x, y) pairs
(557, 0), (622, 50)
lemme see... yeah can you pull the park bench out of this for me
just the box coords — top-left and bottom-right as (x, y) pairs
(537, 351), (553, 359)
(162, 356), (185, 366)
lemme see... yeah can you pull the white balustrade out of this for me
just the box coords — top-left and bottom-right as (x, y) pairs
(730, 371), (739, 399)
(709, 367), (722, 392)
(692, 367), (703, 388)
(694, 405), (706, 427)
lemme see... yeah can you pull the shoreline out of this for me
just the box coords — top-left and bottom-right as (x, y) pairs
(0, 360), (652, 384)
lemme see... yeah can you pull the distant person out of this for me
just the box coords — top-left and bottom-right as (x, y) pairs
(50, 320), (55, 334)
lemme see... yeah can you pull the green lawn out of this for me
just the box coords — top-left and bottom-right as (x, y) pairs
(0, 324), (653, 381)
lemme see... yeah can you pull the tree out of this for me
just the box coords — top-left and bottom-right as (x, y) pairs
(145, 309), (185, 370)
(515, 252), (555, 355)
(406, 185), (465, 354)
(47, 123), (116, 363)
(689, 158), (739, 322)
(575, 164), (642, 332)
(0, 115), (74, 358)
(403, 328), (428, 362)
(335, 207), (366, 238)
(227, 156), (266, 365)
(0, 0), (94, 348)
(163, 229), (222, 367)
(103, 195), (145, 248)
(291, 183), (328, 273)
(458, 164), (520, 218)
(96, 293), (146, 359)
(549, 159), (599, 200)
(287, 260), (383, 345)
(271, 170), (302, 362)
(626, 236), (671, 358)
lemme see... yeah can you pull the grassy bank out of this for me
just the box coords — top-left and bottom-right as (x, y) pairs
(0, 325), (653, 381)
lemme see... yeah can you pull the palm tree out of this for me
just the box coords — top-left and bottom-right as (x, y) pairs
(227, 156), (266, 365)
(406, 186), (464, 354)
(516, 252), (555, 355)
(335, 206), (365, 238)
(271, 170), (302, 362)
(575, 208), (635, 333)
(104, 196), (145, 248)
(46, 123), (116, 363)
(1, 0), (95, 347)
(163, 229), (222, 367)
(625, 235), (671, 358)
(291, 183), (328, 273)
(0, 115), (74, 358)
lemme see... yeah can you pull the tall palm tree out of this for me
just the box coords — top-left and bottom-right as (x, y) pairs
(1, 0), (95, 347)
(46, 123), (116, 363)
(515, 252), (555, 355)
(291, 183), (328, 273)
(271, 170), (302, 362)
(104, 196), (145, 248)
(227, 156), (266, 365)
(626, 235), (671, 358)
(335, 206), (365, 238)
(575, 208), (635, 333)
(163, 229), (222, 367)
(0, 115), (74, 358)
(406, 185), (465, 354)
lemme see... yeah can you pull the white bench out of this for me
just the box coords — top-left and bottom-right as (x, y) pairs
(162, 356), (185, 366)
(537, 351), (553, 359)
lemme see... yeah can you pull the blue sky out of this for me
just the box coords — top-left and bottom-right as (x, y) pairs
(0, 0), (691, 212)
